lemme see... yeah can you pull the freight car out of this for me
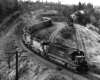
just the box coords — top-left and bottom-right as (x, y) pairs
(22, 17), (52, 34)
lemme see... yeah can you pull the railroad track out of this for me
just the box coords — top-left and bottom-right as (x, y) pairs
(74, 24), (100, 80)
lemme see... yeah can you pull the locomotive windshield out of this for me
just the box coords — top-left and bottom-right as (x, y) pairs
(76, 56), (85, 61)
(75, 56), (86, 65)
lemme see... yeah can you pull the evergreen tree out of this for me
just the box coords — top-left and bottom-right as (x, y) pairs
(73, 4), (78, 12)
(0, 3), (3, 16)
(78, 2), (83, 10)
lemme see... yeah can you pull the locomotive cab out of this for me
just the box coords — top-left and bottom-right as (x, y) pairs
(74, 55), (89, 72)
(70, 50), (88, 72)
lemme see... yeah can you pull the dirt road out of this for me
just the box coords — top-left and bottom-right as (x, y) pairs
(49, 23), (65, 42)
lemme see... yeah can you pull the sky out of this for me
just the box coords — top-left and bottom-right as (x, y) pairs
(22, 0), (100, 6)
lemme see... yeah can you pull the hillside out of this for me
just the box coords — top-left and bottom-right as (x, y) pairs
(56, 24), (100, 70)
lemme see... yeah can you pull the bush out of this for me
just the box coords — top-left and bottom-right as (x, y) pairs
(60, 26), (75, 39)
(45, 75), (66, 80)
(0, 73), (4, 80)
(14, 22), (25, 37)
(18, 63), (29, 78)
(3, 40), (18, 63)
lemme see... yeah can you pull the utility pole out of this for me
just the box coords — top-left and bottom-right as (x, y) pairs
(6, 47), (19, 80)
(15, 48), (27, 80)
(6, 47), (27, 80)
(8, 53), (11, 69)
(15, 51), (18, 80)
(6, 48), (19, 80)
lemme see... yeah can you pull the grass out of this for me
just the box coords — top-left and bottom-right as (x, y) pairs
(90, 66), (100, 74)
(18, 63), (29, 78)
(0, 12), (21, 36)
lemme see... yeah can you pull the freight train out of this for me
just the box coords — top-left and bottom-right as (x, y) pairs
(22, 17), (89, 73)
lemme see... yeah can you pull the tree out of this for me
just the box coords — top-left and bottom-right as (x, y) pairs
(0, 3), (3, 21)
(62, 10), (66, 16)
(73, 4), (78, 12)
(60, 27), (75, 39)
(78, 2), (84, 10)
(86, 3), (94, 15)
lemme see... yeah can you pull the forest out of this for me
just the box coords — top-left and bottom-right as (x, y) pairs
(0, 0), (100, 28)
(19, 0), (100, 28)
(0, 0), (18, 23)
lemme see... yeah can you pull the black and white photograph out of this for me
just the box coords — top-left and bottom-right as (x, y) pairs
(0, 0), (100, 80)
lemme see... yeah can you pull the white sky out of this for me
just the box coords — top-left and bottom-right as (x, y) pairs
(23, 0), (100, 6)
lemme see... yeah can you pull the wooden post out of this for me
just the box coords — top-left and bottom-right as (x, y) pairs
(15, 51), (18, 80)
(8, 53), (11, 69)
(6, 53), (11, 69)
